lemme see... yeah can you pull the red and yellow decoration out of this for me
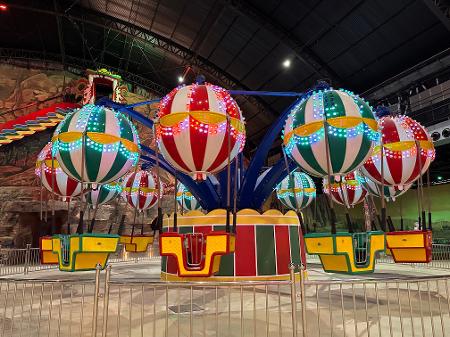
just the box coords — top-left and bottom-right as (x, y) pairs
(160, 209), (305, 281)
(0, 103), (78, 146)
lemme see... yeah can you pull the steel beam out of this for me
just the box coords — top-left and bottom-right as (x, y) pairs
(0, 48), (168, 95)
(422, 0), (450, 32)
(8, 3), (279, 123)
(227, 0), (343, 85)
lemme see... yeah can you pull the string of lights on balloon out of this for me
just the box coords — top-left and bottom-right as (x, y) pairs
(365, 116), (435, 162)
(156, 83), (245, 139)
(275, 172), (316, 198)
(282, 89), (379, 155)
(52, 105), (140, 164)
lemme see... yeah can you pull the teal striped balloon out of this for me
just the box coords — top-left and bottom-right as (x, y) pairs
(176, 183), (202, 212)
(85, 182), (122, 208)
(52, 104), (140, 185)
(275, 171), (316, 211)
(282, 88), (379, 177)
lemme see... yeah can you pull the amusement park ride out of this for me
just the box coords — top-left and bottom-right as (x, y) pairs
(32, 68), (435, 277)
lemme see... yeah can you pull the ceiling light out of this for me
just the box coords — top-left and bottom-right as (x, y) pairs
(0, 4), (7, 10)
(177, 76), (184, 83)
(282, 59), (291, 68)
(437, 176), (443, 181)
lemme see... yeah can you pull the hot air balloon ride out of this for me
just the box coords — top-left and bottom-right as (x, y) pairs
(361, 113), (435, 264)
(155, 82), (246, 181)
(322, 172), (366, 208)
(275, 170), (315, 233)
(158, 80), (244, 277)
(177, 183), (202, 212)
(284, 86), (385, 274)
(49, 104), (140, 271)
(36, 142), (82, 264)
(119, 169), (160, 252)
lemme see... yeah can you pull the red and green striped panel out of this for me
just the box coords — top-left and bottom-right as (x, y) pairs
(163, 224), (303, 277)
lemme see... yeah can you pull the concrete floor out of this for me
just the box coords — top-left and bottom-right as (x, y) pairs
(1, 259), (450, 337)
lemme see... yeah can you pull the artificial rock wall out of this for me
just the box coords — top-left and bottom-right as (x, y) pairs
(0, 64), (167, 247)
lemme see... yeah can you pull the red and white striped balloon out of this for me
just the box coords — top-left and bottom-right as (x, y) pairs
(361, 115), (435, 188)
(323, 171), (367, 207)
(360, 174), (411, 202)
(122, 170), (161, 212)
(156, 83), (246, 181)
(35, 142), (82, 201)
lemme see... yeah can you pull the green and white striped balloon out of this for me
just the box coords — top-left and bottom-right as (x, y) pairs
(275, 171), (316, 211)
(85, 182), (122, 208)
(177, 183), (202, 212)
(282, 88), (379, 177)
(52, 104), (140, 185)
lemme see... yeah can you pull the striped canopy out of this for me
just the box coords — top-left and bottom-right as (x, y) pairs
(35, 142), (82, 201)
(156, 83), (246, 181)
(52, 104), (140, 185)
(360, 174), (411, 202)
(275, 171), (316, 211)
(283, 88), (379, 177)
(177, 183), (202, 212)
(85, 182), (122, 208)
(361, 115), (435, 188)
(122, 170), (160, 212)
(323, 171), (366, 207)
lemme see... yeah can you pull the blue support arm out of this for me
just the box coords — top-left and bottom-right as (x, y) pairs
(228, 90), (302, 97)
(140, 145), (220, 210)
(96, 97), (155, 128)
(238, 96), (303, 209)
(251, 158), (298, 209)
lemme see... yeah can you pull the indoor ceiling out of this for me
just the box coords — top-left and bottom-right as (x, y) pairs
(1, 0), (450, 153)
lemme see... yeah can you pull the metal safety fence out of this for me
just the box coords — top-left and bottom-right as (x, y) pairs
(0, 244), (160, 277)
(0, 264), (449, 337)
(0, 245), (57, 276)
(377, 243), (450, 270)
(306, 243), (450, 270)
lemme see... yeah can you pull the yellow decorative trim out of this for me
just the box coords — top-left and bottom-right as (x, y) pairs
(283, 117), (377, 145)
(52, 132), (138, 152)
(277, 187), (316, 194)
(159, 111), (245, 132)
(122, 187), (156, 193)
(162, 208), (300, 228)
(16, 130), (36, 136)
(372, 140), (434, 154)
(176, 191), (193, 197)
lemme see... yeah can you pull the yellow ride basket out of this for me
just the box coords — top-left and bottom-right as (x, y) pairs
(160, 231), (235, 277)
(119, 234), (154, 253)
(385, 230), (432, 263)
(39, 236), (59, 264)
(52, 233), (119, 272)
(304, 231), (385, 274)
